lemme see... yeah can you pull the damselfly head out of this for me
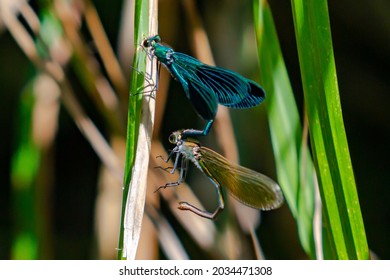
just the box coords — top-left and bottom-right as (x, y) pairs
(169, 130), (200, 147)
(143, 35), (161, 48)
(168, 130), (182, 144)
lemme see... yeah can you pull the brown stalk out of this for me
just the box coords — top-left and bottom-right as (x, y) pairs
(84, 0), (129, 100)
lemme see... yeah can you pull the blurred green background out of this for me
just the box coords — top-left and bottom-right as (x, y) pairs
(0, 0), (389, 259)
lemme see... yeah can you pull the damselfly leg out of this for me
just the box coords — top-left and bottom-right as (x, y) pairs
(154, 151), (188, 192)
(129, 64), (160, 99)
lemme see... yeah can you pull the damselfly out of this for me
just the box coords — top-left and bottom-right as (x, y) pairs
(143, 35), (266, 137)
(156, 130), (284, 219)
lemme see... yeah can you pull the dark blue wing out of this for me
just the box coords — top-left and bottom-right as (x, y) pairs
(171, 53), (265, 108)
(195, 64), (265, 108)
(168, 53), (218, 121)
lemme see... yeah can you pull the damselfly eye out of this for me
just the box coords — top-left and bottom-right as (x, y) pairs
(168, 133), (177, 144)
(169, 132), (182, 144)
(143, 39), (151, 48)
(143, 35), (161, 48)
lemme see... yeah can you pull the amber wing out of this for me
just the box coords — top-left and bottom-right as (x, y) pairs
(198, 146), (284, 210)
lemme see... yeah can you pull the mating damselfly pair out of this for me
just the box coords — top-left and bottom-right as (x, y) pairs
(140, 35), (283, 219)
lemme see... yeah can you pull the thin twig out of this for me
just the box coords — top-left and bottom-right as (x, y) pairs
(54, 1), (125, 134)
(84, 0), (128, 99)
(146, 205), (189, 260)
(1, 0), (41, 65)
(3, 1), (124, 182)
(61, 81), (124, 181)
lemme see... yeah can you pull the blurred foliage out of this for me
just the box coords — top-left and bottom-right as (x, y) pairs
(0, 0), (389, 259)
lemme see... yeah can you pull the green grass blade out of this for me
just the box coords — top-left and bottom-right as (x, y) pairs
(253, 0), (316, 258)
(10, 80), (40, 259)
(290, 0), (369, 259)
(117, 0), (158, 260)
(117, 0), (148, 259)
(122, 0), (149, 192)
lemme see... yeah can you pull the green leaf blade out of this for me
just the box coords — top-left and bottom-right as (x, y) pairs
(291, 0), (369, 259)
(117, 0), (150, 260)
(253, 0), (316, 258)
